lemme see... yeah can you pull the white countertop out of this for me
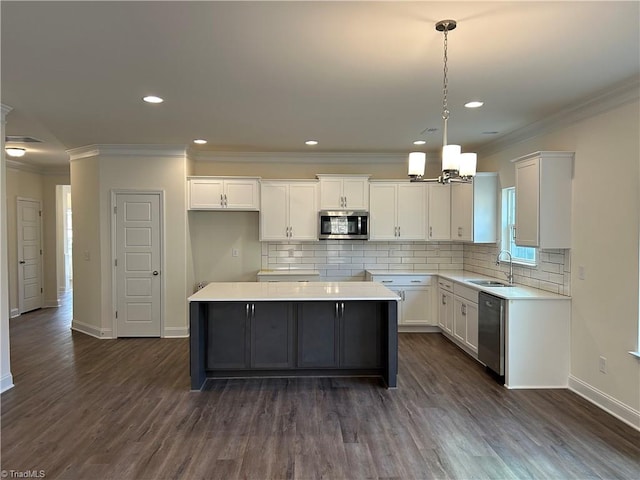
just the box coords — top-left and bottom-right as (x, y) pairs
(189, 281), (400, 302)
(366, 269), (570, 301)
(257, 269), (321, 277)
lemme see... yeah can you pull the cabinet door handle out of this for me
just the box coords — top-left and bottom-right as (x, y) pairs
(461, 304), (466, 316)
(246, 303), (250, 318)
(251, 303), (255, 318)
(381, 280), (393, 283)
(398, 226), (401, 237)
(343, 196), (347, 208)
(221, 193), (224, 207)
(429, 226), (433, 238)
(411, 280), (422, 283)
(458, 227), (463, 237)
(335, 302), (339, 318)
(341, 302), (345, 316)
(224, 194), (228, 207)
(442, 294), (446, 305)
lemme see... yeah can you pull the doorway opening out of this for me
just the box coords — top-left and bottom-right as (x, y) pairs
(56, 185), (72, 301)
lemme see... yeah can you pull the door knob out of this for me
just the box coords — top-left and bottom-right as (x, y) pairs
(19, 260), (26, 264)
(152, 270), (159, 276)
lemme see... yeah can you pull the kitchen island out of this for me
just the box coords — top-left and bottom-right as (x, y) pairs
(188, 281), (400, 390)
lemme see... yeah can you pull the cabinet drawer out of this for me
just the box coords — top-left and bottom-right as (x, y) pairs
(453, 283), (478, 303)
(372, 275), (432, 286)
(438, 279), (454, 292)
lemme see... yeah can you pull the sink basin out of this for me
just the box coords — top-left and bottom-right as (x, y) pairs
(467, 279), (513, 287)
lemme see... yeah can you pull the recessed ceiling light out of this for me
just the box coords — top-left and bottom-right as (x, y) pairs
(305, 140), (318, 146)
(193, 139), (207, 145)
(413, 140), (427, 145)
(464, 101), (484, 108)
(5, 147), (26, 157)
(143, 95), (164, 104)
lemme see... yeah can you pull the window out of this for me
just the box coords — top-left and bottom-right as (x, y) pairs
(502, 187), (536, 265)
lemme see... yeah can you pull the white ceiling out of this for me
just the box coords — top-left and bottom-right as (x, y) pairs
(2, 1), (639, 168)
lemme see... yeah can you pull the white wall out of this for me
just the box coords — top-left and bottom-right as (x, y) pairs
(70, 146), (189, 338)
(1, 105), (14, 392)
(70, 156), (103, 336)
(481, 98), (640, 426)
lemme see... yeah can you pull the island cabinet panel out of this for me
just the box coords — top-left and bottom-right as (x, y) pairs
(297, 302), (339, 367)
(251, 302), (294, 369)
(190, 290), (398, 390)
(340, 301), (382, 368)
(206, 303), (249, 370)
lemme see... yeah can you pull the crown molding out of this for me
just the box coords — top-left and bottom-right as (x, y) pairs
(5, 158), (69, 177)
(68, 144), (186, 161)
(1, 104), (13, 121)
(479, 76), (640, 157)
(189, 151), (408, 164)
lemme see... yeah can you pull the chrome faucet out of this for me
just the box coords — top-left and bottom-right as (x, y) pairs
(496, 250), (514, 284)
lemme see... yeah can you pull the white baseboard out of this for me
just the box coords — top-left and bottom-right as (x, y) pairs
(568, 375), (640, 431)
(398, 325), (440, 333)
(0, 373), (15, 393)
(44, 298), (61, 308)
(10, 308), (20, 318)
(163, 326), (189, 338)
(71, 319), (114, 339)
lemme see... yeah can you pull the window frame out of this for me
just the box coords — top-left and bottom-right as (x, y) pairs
(502, 187), (537, 266)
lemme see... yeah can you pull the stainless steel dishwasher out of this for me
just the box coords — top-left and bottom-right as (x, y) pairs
(478, 291), (506, 383)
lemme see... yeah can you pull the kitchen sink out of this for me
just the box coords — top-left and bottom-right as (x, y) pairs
(467, 279), (513, 287)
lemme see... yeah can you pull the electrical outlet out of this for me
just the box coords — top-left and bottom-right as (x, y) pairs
(83, 250), (90, 261)
(288, 249), (294, 257)
(599, 356), (607, 373)
(232, 248), (239, 257)
(578, 265), (585, 280)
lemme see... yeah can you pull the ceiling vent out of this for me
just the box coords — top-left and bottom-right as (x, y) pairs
(5, 135), (42, 143)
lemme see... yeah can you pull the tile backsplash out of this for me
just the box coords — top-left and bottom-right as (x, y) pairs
(262, 241), (570, 295)
(463, 244), (570, 295)
(262, 241), (463, 281)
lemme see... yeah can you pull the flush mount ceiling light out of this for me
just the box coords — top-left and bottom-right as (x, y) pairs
(305, 140), (318, 146)
(464, 101), (484, 108)
(409, 20), (477, 184)
(5, 147), (26, 157)
(413, 140), (426, 145)
(143, 95), (164, 104)
(193, 139), (207, 144)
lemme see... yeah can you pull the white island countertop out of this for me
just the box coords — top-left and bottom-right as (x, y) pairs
(189, 281), (401, 302)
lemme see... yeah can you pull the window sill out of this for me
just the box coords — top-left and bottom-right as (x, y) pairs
(512, 260), (537, 268)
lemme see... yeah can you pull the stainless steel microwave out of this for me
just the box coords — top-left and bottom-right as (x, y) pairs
(318, 210), (369, 240)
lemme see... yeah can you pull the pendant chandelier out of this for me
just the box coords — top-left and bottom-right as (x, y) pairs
(409, 19), (477, 184)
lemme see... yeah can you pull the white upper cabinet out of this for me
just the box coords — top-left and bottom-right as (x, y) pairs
(513, 151), (573, 249)
(369, 182), (426, 241)
(428, 184), (451, 241)
(260, 180), (318, 241)
(188, 177), (260, 211)
(450, 173), (498, 243)
(317, 174), (370, 210)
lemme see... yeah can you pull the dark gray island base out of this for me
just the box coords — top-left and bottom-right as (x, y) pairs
(190, 297), (398, 390)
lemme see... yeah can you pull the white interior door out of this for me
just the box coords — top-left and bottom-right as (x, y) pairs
(17, 198), (43, 313)
(114, 193), (162, 337)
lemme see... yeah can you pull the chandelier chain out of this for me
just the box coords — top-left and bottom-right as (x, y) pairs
(442, 25), (449, 121)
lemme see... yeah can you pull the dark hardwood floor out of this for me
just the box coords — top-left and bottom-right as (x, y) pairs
(1, 294), (638, 479)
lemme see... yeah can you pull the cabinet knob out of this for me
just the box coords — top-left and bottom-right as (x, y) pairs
(152, 270), (159, 276)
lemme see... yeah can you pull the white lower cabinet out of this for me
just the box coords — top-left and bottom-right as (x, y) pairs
(367, 273), (434, 329)
(439, 281), (479, 356)
(437, 279), (454, 334)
